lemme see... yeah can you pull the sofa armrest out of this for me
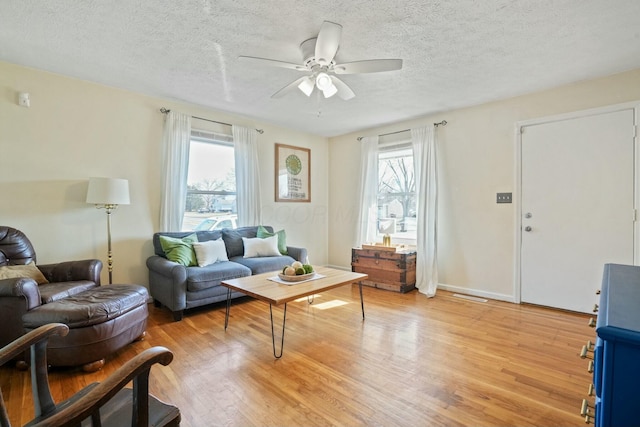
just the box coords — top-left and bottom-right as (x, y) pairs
(0, 277), (42, 310)
(146, 256), (187, 282)
(38, 259), (103, 285)
(146, 256), (188, 315)
(286, 246), (308, 263)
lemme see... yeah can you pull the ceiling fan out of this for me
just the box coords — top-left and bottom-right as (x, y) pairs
(239, 21), (403, 101)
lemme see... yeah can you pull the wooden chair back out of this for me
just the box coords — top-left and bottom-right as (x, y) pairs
(0, 323), (180, 427)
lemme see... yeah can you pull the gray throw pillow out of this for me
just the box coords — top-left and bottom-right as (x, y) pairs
(222, 229), (244, 258)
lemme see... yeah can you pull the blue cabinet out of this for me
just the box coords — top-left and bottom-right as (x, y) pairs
(587, 264), (640, 426)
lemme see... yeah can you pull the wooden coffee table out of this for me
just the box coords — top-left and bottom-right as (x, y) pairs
(221, 267), (368, 358)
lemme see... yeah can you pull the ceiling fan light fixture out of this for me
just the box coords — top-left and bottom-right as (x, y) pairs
(240, 21), (402, 101)
(322, 83), (338, 98)
(315, 72), (333, 91)
(298, 77), (314, 96)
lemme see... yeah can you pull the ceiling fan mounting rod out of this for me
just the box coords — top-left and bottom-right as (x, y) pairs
(300, 37), (317, 65)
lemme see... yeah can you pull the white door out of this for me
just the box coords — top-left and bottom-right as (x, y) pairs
(520, 108), (635, 313)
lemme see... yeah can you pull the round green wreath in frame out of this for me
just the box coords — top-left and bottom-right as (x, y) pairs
(285, 154), (302, 175)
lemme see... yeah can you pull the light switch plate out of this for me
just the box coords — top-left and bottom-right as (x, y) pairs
(497, 193), (512, 203)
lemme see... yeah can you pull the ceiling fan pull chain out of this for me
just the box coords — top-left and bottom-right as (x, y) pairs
(316, 90), (322, 118)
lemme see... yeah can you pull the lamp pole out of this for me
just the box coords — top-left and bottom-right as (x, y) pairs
(86, 177), (130, 286)
(98, 204), (118, 284)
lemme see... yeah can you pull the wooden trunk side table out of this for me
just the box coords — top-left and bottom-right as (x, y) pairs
(351, 247), (416, 293)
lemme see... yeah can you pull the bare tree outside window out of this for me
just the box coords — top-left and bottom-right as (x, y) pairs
(378, 146), (416, 239)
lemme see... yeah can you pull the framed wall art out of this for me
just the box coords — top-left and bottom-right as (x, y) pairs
(275, 143), (311, 202)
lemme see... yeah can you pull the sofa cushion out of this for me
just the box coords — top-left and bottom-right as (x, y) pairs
(0, 261), (49, 284)
(186, 261), (251, 292)
(257, 225), (288, 255)
(159, 234), (198, 266)
(192, 238), (228, 267)
(39, 280), (100, 303)
(222, 226), (264, 258)
(243, 235), (281, 258)
(231, 255), (296, 275)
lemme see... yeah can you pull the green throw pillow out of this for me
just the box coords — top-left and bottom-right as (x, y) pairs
(256, 225), (287, 255)
(159, 234), (199, 266)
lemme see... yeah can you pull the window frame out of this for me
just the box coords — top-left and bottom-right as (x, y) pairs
(376, 139), (417, 245)
(182, 130), (237, 231)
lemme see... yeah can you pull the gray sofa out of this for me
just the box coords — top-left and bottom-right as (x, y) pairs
(147, 226), (307, 321)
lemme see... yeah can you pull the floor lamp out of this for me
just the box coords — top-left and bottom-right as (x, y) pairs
(86, 177), (130, 284)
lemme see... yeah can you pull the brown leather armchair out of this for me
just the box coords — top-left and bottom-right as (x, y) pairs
(0, 226), (148, 371)
(0, 226), (102, 350)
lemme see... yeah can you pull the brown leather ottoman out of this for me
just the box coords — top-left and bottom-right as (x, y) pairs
(22, 284), (149, 371)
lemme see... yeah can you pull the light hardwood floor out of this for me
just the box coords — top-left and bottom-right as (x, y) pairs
(1, 285), (594, 426)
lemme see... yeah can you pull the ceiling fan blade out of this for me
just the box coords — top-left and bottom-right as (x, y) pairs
(333, 59), (403, 74)
(315, 21), (342, 65)
(330, 76), (355, 100)
(238, 56), (306, 71)
(272, 76), (310, 98)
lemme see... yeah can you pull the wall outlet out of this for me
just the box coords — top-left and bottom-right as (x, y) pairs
(497, 193), (512, 203)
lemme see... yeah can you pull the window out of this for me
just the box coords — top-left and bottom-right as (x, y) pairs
(377, 142), (416, 242)
(182, 130), (237, 231)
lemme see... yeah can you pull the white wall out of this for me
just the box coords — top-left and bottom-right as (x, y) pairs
(328, 68), (640, 301)
(0, 61), (329, 286)
(5, 59), (640, 300)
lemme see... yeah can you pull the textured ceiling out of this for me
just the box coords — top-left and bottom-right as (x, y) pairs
(2, 1), (640, 137)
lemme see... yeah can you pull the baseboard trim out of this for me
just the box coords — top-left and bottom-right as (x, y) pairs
(323, 267), (517, 304)
(325, 264), (351, 271)
(437, 283), (516, 303)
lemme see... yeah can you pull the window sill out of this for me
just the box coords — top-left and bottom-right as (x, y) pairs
(378, 232), (416, 247)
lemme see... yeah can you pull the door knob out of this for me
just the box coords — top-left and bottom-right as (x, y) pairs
(524, 226), (532, 232)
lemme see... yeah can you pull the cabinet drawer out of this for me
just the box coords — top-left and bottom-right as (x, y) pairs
(352, 248), (416, 264)
(352, 256), (413, 272)
(353, 265), (416, 293)
(591, 264), (640, 427)
(593, 340), (602, 398)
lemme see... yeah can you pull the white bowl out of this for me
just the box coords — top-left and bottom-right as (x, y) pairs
(278, 272), (315, 282)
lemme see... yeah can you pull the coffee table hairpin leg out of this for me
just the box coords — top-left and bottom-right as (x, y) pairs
(225, 278), (365, 359)
(224, 288), (232, 330)
(268, 282), (365, 358)
(359, 280), (365, 320)
(269, 304), (287, 358)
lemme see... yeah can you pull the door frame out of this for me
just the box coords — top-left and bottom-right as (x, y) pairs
(514, 101), (640, 304)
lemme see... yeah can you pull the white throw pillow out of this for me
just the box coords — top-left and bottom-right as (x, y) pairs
(192, 238), (229, 267)
(243, 235), (281, 258)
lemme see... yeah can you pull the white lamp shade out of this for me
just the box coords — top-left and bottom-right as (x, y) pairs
(86, 177), (130, 205)
(315, 72), (332, 90)
(297, 76), (315, 97)
(322, 83), (338, 98)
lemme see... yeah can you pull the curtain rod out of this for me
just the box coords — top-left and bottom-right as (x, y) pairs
(160, 108), (264, 134)
(356, 120), (447, 141)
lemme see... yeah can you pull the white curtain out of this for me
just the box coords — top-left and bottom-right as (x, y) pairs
(232, 125), (261, 226)
(355, 136), (379, 246)
(160, 111), (191, 231)
(411, 126), (438, 297)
